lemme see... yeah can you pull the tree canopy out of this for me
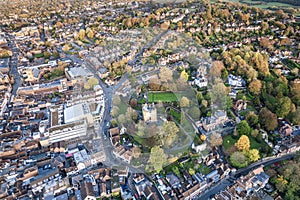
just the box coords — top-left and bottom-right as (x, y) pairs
(148, 146), (167, 172)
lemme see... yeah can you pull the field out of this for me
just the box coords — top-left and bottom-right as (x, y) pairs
(148, 92), (179, 103)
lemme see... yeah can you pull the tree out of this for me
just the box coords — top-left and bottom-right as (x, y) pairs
(246, 149), (260, 162)
(236, 120), (251, 136)
(132, 147), (141, 158)
(276, 97), (293, 118)
(84, 77), (99, 90)
(246, 112), (259, 127)
(180, 70), (189, 81)
(259, 108), (278, 131)
(230, 151), (248, 168)
(111, 106), (119, 117)
(235, 135), (250, 151)
(189, 168), (196, 175)
(44, 51), (51, 59)
(188, 106), (201, 120)
(87, 30), (94, 39)
(161, 121), (179, 147)
(129, 98), (138, 108)
(210, 61), (225, 78)
(117, 114), (126, 125)
(200, 134), (206, 141)
(249, 79), (262, 95)
(148, 146), (167, 172)
(126, 107), (138, 121)
(209, 133), (223, 147)
(78, 29), (86, 40)
(112, 95), (121, 106)
(62, 44), (70, 52)
(159, 67), (173, 82)
(180, 96), (190, 108)
(149, 77), (161, 91)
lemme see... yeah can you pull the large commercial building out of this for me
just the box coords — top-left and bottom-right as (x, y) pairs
(48, 119), (87, 144)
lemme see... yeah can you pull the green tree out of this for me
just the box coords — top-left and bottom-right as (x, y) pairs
(188, 106), (201, 120)
(230, 151), (248, 168)
(276, 97), (293, 118)
(148, 146), (167, 172)
(246, 112), (259, 127)
(236, 120), (251, 136)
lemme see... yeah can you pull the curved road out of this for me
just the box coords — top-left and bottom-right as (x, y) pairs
(196, 152), (297, 200)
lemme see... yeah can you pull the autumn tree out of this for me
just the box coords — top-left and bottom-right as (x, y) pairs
(180, 70), (189, 81)
(84, 77), (99, 90)
(149, 77), (161, 91)
(249, 79), (262, 95)
(259, 108), (278, 131)
(78, 29), (86, 40)
(210, 61), (225, 78)
(117, 114), (126, 125)
(159, 67), (173, 82)
(112, 95), (121, 106)
(246, 149), (260, 162)
(87, 29), (94, 39)
(111, 106), (119, 117)
(209, 132), (223, 147)
(126, 107), (138, 121)
(148, 146), (167, 172)
(235, 135), (250, 151)
(160, 121), (179, 147)
(180, 96), (190, 108)
(132, 147), (141, 158)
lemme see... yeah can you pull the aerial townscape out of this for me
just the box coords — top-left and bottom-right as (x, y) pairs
(0, 0), (300, 199)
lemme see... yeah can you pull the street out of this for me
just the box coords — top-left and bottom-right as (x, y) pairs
(196, 152), (297, 199)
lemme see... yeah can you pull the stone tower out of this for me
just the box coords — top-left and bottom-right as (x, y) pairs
(142, 103), (157, 123)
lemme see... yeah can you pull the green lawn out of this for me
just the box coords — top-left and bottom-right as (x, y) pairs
(148, 92), (179, 103)
(223, 135), (238, 150)
(223, 134), (268, 151)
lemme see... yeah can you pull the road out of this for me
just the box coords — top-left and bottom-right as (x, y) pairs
(7, 34), (21, 98)
(128, 30), (169, 66)
(196, 152), (297, 199)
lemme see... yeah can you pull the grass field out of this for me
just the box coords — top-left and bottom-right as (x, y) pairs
(148, 92), (179, 103)
(223, 134), (268, 151)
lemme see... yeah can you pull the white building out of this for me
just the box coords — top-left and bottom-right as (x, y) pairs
(48, 120), (87, 143)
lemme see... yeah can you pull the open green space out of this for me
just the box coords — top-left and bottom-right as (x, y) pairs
(223, 135), (238, 150)
(148, 92), (179, 103)
(223, 134), (269, 151)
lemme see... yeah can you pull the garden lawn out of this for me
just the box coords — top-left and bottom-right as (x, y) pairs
(223, 135), (268, 151)
(148, 92), (178, 103)
(223, 135), (238, 151)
